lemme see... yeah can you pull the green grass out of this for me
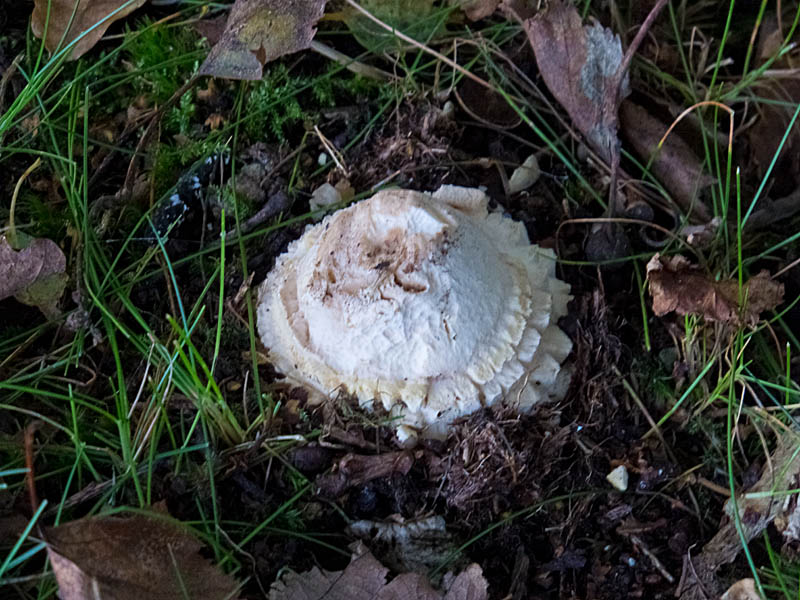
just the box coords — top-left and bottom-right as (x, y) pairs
(3, 0), (800, 598)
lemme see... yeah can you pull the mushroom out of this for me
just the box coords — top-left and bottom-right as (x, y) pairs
(257, 185), (572, 443)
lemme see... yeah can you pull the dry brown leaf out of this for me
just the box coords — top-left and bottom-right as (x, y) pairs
(523, 0), (628, 163)
(270, 542), (388, 600)
(45, 513), (241, 600)
(620, 101), (713, 221)
(269, 541), (487, 600)
(378, 573), (440, 600)
(450, 0), (500, 21)
(0, 235), (67, 317)
(721, 579), (760, 600)
(646, 254), (784, 326)
(199, 0), (327, 80)
(31, 0), (147, 60)
(442, 564), (488, 600)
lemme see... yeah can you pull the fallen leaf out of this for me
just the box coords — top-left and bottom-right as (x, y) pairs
(721, 579), (760, 600)
(269, 541), (488, 600)
(450, 0), (500, 21)
(522, 0), (633, 264)
(45, 512), (241, 600)
(441, 564), (488, 600)
(347, 516), (462, 578)
(0, 235), (67, 317)
(194, 14), (229, 47)
(270, 541), (388, 600)
(523, 0), (629, 163)
(199, 0), (326, 80)
(620, 101), (713, 221)
(646, 254), (784, 326)
(344, 0), (444, 54)
(31, 0), (147, 60)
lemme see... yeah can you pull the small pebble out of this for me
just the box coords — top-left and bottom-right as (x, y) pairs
(309, 183), (341, 216)
(606, 465), (629, 492)
(508, 154), (540, 194)
(442, 100), (455, 119)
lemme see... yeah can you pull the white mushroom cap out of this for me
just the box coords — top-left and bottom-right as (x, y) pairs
(257, 185), (572, 439)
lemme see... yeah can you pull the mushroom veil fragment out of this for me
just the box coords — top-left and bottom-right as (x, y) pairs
(257, 186), (572, 442)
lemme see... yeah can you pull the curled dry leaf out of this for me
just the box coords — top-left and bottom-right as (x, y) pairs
(199, 0), (326, 80)
(523, 0), (628, 163)
(269, 541), (488, 600)
(31, 0), (147, 60)
(45, 513), (241, 600)
(619, 101), (713, 221)
(646, 254), (784, 326)
(0, 235), (67, 317)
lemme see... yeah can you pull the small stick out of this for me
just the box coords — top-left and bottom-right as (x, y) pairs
(630, 534), (675, 584)
(607, 0), (670, 212)
(24, 421), (43, 513)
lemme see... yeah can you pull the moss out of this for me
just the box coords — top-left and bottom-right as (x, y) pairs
(244, 64), (305, 143)
(125, 18), (203, 105)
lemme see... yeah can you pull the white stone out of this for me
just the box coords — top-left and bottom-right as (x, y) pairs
(606, 465), (629, 492)
(309, 183), (341, 217)
(508, 154), (540, 194)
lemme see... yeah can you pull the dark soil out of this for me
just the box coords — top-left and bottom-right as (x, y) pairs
(2, 2), (799, 599)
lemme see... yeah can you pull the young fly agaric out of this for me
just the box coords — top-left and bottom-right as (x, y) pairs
(257, 186), (572, 442)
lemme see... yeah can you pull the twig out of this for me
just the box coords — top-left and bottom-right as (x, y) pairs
(631, 534), (675, 583)
(314, 125), (348, 175)
(617, 0), (670, 83)
(24, 421), (43, 513)
(607, 0), (670, 212)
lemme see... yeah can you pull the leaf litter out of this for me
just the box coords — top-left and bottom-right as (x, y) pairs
(0, 235), (68, 317)
(646, 253), (784, 326)
(269, 541), (487, 600)
(44, 512), (241, 600)
(30, 0), (148, 60)
(199, 0), (327, 80)
(522, 0), (629, 165)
